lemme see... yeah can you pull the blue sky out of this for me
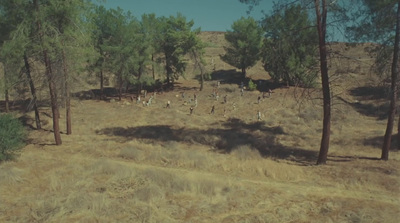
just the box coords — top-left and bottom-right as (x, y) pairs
(98, 0), (274, 32)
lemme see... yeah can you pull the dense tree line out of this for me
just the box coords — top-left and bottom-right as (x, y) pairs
(0, 0), (205, 146)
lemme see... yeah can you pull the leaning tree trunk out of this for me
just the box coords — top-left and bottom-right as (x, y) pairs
(382, 1), (400, 160)
(315, 0), (331, 165)
(34, 0), (61, 145)
(24, 53), (41, 130)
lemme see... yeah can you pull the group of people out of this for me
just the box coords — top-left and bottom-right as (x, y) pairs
(133, 80), (273, 121)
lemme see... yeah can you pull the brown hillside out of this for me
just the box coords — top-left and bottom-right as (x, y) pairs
(0, 32), (399, 222)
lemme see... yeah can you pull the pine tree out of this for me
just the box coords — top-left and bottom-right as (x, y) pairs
(221, 17), (263, 78)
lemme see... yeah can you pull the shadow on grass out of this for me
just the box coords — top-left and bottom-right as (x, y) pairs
(96, 118), (318, 165)
(363, 134), (399, 151)
(327, 155), (381, 162)
(0, 99), (51, 113)
(350, 86), (388, 100)
(337, 96), (388, 120)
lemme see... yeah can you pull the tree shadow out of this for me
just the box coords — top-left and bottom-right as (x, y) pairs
(363, 134), (399, 151)
(349, 86), (388, 100)
(96, 118), (318, 165)
(337, 96), (388, 120)
(327, 155), (381, 162)
(72, 87), (119, 100)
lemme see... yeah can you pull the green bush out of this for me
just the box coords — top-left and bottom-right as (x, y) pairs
(248, 79), (257, 91)
(0, 114), (26, 161)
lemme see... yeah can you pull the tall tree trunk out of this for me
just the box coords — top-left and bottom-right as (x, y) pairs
(118, 66), (123, 101)
(62, 49), (71, 135)
(3, 66), (9, 113)
(5, 89), (9, 113)
(315, 0), (331, 165)
(200, 70), (204, 91)
(397, 117), (400, 150)
(382, 1), (400, 160)
(137, 68), (143, 97)
(152, 54), (155, 80)
(192, 50), (204, 91)
(24, 53), (41, 130)
(34, 0), (62, 145)
(100, 69), (104, 100)
(44, 51), (62, 145)
(241, 68), (246, 78)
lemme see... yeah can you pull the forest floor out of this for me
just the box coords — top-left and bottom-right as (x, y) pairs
(0, 32), (399, 222)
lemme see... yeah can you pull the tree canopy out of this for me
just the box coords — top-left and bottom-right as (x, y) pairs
(262, 3), (318, 87)
(221, 17), (263, 77)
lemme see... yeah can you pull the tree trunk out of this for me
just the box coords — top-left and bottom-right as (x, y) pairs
(152, 54), (155, 80)
(34, 0), (62, 145)
(315, 0), (331, 165)
(3, 65), (10, 113)
(44, 51), (62, 145)
(193, 50), (204, 91)
(397, 116), (400, 150)
(118, 66), (123, 101)
(241, 67), (246, 78)
(100, 69), (104, 100)
(382, 1), (400, 160)
(62, 49), (71, 135)
(5, 89), (9, 113)
(137, 68), (143, 97)
(24, 53), (41, 130)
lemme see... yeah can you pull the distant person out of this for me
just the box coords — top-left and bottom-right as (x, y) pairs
(257, 111), (262, 121)
(210, 105), (215, 114)
(268, 88), (272, 97)
(166, 100), (171, 108)
(190, 106), (194, 115)
(240, 88), (244, 96)
(240, 81), (244, 89)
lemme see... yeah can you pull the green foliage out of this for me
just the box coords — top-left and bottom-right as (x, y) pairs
(0, 114), (26, 161)
(221, 17), (263, 77)
(159, 13), (200, 83)
(262, 4), (318, 87)
(248, 79), (257, 91)
(346, 0), (398, 79)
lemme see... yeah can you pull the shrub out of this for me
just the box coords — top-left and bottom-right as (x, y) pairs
(0, 114), (26, 161)
(248, 79), (257, 91)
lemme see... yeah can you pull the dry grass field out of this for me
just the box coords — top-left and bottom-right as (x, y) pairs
(0, 32), (399, 222)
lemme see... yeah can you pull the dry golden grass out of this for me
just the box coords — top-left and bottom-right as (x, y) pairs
(1, 32), (399, 222)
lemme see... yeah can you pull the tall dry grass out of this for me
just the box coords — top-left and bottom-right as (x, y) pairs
(1, 34), (399, 222)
